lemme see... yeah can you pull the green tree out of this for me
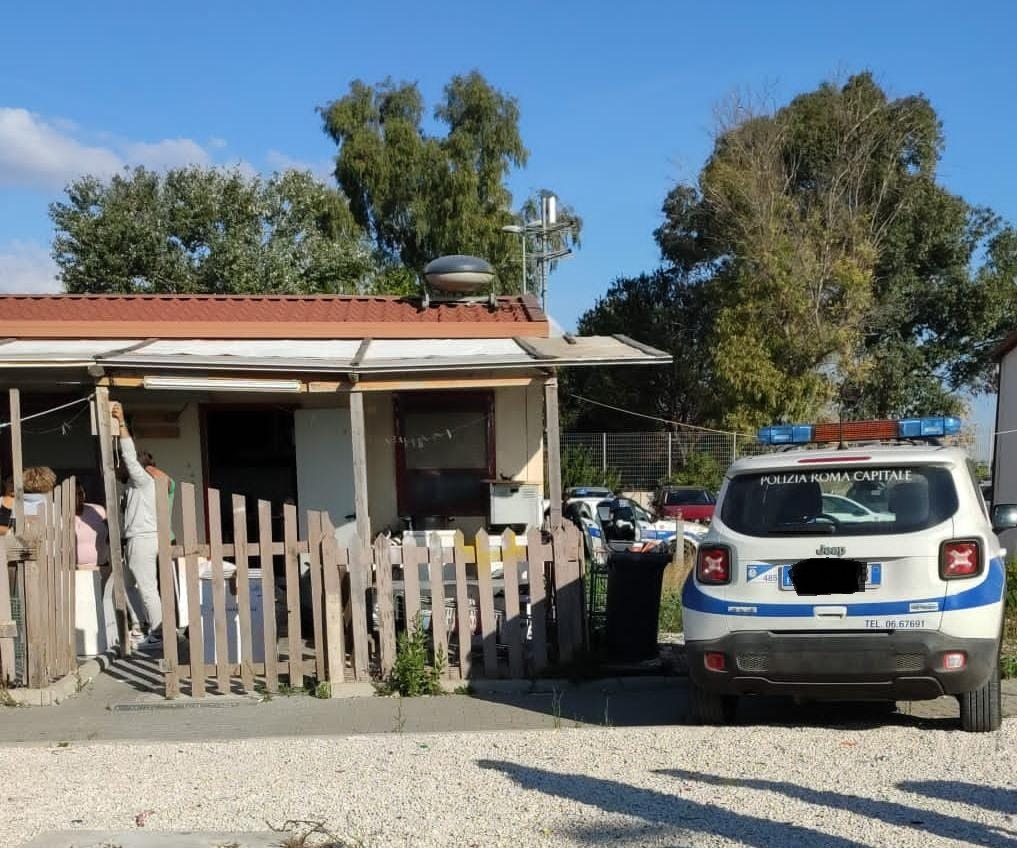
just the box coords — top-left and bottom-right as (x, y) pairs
(563, 268), (719, 431)
(320, 71), (579, 293)
(654, 73), (1017, 428)
(51, 166), (381, 294)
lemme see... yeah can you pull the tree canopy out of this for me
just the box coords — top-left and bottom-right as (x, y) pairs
(51, 166), (381, 294)
(320, 71), (579, 293)
(570, 72), (1017, 432)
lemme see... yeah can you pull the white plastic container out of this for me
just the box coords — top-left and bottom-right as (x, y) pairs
(198, 568), (265, 665)
(74, 569), (115, 656)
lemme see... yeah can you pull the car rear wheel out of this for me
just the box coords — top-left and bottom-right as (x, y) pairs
(958, 661), (1002, 733)
(689, 681), (737, 725)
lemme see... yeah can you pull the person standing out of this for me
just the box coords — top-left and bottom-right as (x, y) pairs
(110, 402), (163, 650)
(74, 483), (109, 571)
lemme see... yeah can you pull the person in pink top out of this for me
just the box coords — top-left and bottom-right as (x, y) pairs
(75, 483), (109, 570)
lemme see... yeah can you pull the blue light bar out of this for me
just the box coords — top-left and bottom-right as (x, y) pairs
(757, 424), (813, 445)
(897, 416), (962, 438)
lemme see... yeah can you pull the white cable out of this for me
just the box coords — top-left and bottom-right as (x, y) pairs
(566, 393), (747, 437)
(0, 394), (94, 431)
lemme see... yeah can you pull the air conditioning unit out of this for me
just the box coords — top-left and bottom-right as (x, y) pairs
(489, 482), (542, 528)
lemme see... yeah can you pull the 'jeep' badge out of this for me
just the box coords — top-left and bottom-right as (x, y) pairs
(816, 544), (846, 557)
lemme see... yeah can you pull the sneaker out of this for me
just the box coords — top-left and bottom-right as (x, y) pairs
(136, 632), (163, 652)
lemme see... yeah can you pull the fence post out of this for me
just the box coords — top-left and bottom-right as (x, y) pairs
(601, 432), (607, 473)
(732, 433), (738, 463)
(667, 431), (673, 478)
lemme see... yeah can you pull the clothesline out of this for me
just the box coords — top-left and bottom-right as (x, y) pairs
(0, 394), (95, 431)
(566, 393), (747, 437)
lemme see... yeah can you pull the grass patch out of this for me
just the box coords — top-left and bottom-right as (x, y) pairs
(1000, 559), (1017, 678)
(658, 589), (683, 634)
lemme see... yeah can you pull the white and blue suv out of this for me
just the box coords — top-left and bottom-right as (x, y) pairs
(683, 417), (1006, 732)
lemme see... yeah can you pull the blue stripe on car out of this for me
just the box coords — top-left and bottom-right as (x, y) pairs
(682, 557), (1005, 618)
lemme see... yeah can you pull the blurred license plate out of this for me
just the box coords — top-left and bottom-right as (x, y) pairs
(780, 563), (882, 590)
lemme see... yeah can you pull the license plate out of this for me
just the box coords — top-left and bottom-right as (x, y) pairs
(780, 563), (881, 590)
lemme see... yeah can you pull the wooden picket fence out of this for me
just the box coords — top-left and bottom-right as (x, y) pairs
(0, 477), (78, 689)
(158, 481), (585, 698)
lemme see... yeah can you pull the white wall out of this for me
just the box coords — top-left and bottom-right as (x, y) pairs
(494, 382), (544, 484)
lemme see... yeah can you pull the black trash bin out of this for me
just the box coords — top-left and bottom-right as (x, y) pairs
(604, 547), (671, 662)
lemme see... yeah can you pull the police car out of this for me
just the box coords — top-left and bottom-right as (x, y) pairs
(683, 416), (1006, 732)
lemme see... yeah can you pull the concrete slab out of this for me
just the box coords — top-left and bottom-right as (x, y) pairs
(22, 831), (284, 848)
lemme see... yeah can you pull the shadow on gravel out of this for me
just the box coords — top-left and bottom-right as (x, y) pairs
(478, 760), (868, 847)
(468, 684), (961, 731)
(663, 770), (1017, 848)
(899, 780), (1017, 817)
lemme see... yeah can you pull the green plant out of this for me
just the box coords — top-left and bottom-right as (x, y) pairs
(385, 616), (446, 697)
(666, 451), (725, 492)
(313, 681), (332, 699)
(658, 589), (683, 634)
(561, 445), (622, 493)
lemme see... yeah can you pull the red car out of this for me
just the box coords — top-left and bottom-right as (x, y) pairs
(654, 485), (716, 522)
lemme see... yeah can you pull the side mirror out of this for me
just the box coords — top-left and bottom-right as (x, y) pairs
(992, 504), (1017, 533)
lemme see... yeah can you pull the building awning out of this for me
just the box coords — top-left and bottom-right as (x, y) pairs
(0, 335), (671, 375)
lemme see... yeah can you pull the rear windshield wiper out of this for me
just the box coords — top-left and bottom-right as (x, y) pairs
(767, 523), (836, 535)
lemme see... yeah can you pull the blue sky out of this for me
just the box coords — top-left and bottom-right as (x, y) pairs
(1, 1), (1014, 456)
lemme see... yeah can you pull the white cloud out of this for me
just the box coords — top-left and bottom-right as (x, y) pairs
(0, 107), (216, 190)
(265, 148), (334, 181)
(0, 240), (61, 293)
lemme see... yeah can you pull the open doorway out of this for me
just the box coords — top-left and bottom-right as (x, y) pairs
(202, 406), (297, 545)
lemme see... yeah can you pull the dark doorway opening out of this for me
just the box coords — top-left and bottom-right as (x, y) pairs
(201, 406), (297, 546)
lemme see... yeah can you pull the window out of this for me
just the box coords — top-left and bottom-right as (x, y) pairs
(720, 465), (959, 537)
(664, 489), (712, 506)
(395, 392), (494, 519)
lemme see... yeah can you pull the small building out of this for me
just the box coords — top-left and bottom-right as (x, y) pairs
(0, 292), (670, 694)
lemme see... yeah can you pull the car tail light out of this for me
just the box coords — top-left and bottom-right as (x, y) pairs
(941, 652), (967, 671)
(704, 652), (727, 672)
(940, 540), (981, 579)
(697, 545), (731, 584)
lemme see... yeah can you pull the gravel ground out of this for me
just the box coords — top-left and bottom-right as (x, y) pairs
(5, 721), (1017, 848)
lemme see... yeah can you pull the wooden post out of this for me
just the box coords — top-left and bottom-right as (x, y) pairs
(500, 529), (524, 678)
(349, 392), (371, 550)
(426, 536), (448, 676)
(258, 500), (279, 693)
(526, 527), (548, 673)
(8, 389), (24, 532)
(94, 386), (129, 653)
(180, 482), (204, 697)
(475, 529), (498, 677)
(156, 477), (180, 698)
(232, 494), (255, 692)
(544, 376), (563, 531)
(306, 509), (326, 683)
(207, 489), (231, 695)
(452, 531), (472, 680)
(283, 503), (302, 684)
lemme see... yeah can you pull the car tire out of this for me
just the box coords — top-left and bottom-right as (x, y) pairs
(689, 681), (737, 725)
(958, 660), (1002, 733)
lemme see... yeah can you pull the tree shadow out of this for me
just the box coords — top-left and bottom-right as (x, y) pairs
(899, 780), (1017, 817)
(477, 759), (868, 847)
(661, 769), (1017, 848)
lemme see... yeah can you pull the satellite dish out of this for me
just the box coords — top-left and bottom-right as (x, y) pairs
(423, 255), (495, 295)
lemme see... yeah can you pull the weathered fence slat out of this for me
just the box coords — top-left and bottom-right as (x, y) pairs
(283, 503), (302, 684)
(207, 489), (230, 695)
(553, 523), (584, 664)
(232, 494), (255, 692)
(501, 529), (524, 678)
(44, 499), (56, 678)
(319, 513), (346, 691)
(63, 481), (76, 673)
(526, 528), (548, 673)
(475, 529), (498, 677)
(0, 539), (16, 683)
(348, 539), (371, 681)
(180, 483), (204, 697)
(402, 539), (421, 628)
(374, 534), (396, 677)
(156, 478), (179, 698)
(258, 499), (279, 693)
(452, 531), (472, 679)
(306, 510), (326, 682)
(426, 537), (448, 676)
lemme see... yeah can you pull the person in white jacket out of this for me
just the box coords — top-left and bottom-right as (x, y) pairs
(110, 402), (163, 650)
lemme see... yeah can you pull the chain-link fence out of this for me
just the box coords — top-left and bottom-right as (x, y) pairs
(561, 430), (768, 491)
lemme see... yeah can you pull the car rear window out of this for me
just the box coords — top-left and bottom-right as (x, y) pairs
(664, 489), (712, 505)
(720, 465), (958, 536)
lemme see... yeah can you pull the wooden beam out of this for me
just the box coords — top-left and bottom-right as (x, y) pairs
(8, 389), (24, 531)
(349, 391), (371, 545)
(352, 375), (536, 393)
(94, 386), (130, 653)
(351, 338), (372, 366)
(544, 376), (563, 530)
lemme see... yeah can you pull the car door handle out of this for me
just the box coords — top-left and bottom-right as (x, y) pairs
(814, 606), (848, 619)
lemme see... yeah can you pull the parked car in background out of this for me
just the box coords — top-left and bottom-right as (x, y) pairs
(654, 485), (716, 523)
